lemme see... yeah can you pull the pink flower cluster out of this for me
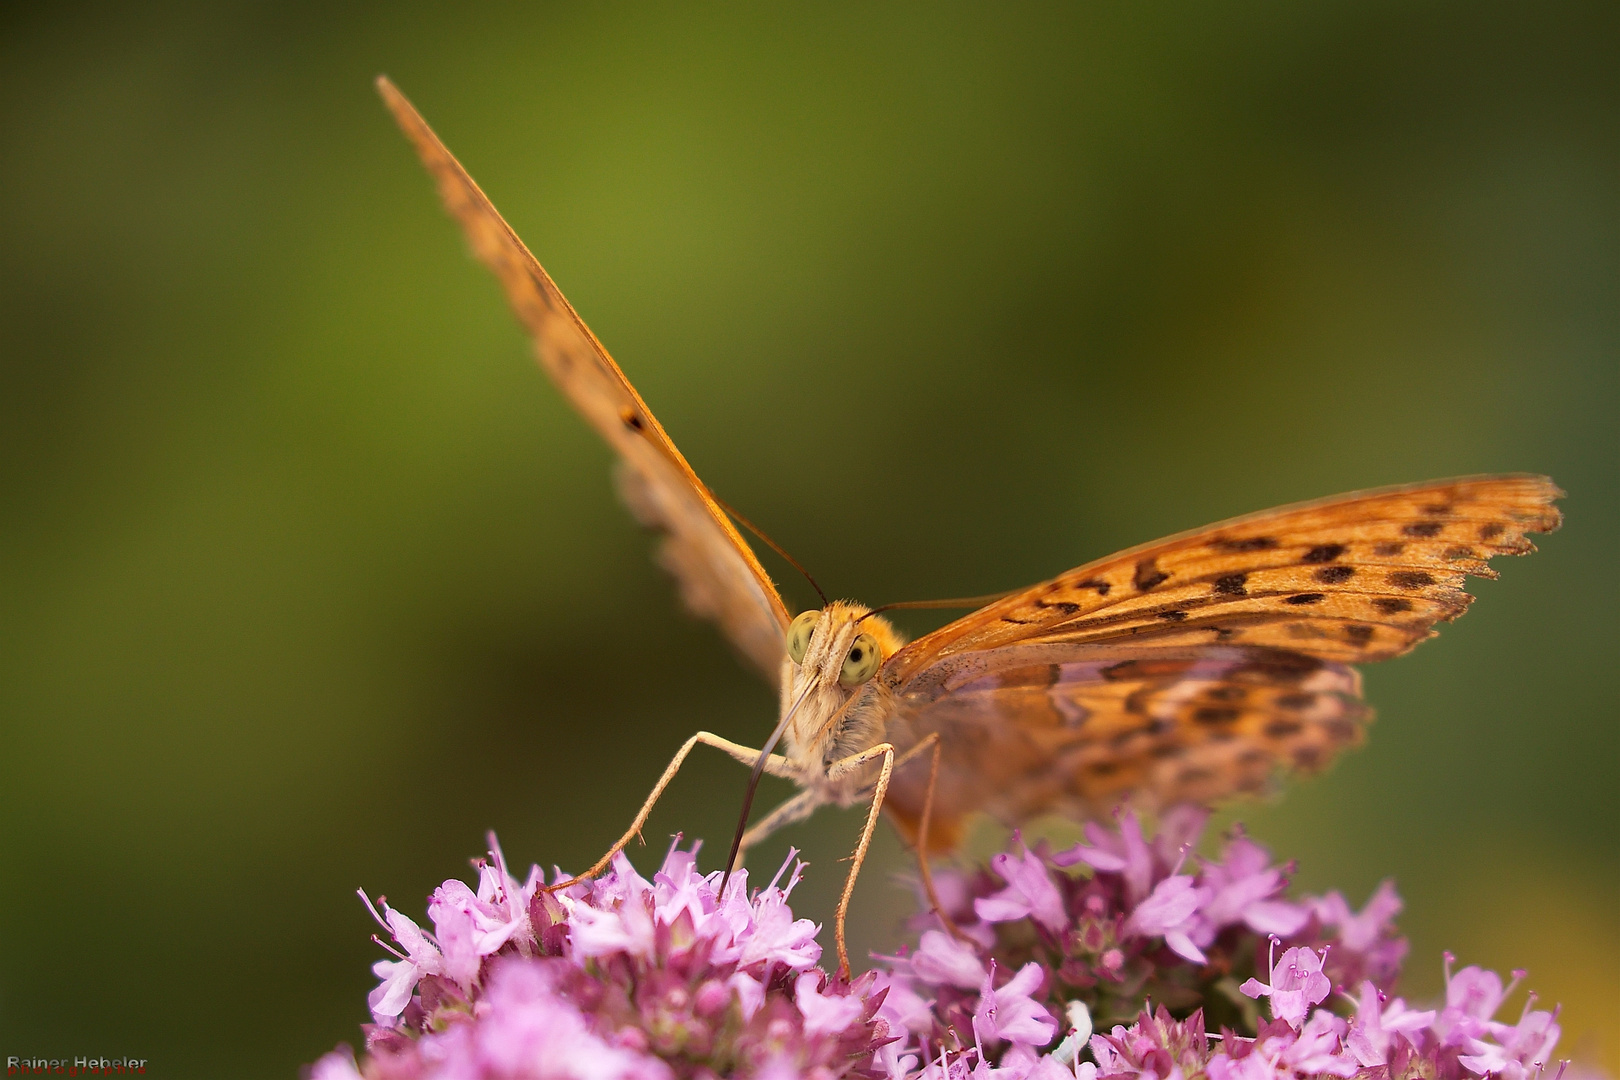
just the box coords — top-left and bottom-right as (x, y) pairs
(1084, 954), (1567, 1080)
(311, 835), (889, 1079)
(874, 806), (1405, 1058)
(309, 813), (1588, 1080)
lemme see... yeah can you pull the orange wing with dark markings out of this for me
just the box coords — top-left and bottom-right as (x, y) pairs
(883, 646), (1369, 850)
(884, 475), (1562, 682)
(878, 475), (1562, 848)
(377, 78), (791, 684)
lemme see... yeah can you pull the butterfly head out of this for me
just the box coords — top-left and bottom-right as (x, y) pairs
(779, 602), (906, 766)
(785, 602), (903, 687)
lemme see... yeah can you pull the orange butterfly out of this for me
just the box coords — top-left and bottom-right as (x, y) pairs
(376, 78), (1562, 976)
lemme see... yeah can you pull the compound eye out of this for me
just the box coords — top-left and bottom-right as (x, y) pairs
(839, 633), (882, 688)
(787, 610), (821, 665)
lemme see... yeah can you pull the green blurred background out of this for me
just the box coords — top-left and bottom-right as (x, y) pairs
(2, 3), (1615, 1075)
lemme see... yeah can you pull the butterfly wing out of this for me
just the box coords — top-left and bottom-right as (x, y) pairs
(378, 78), (790, 683)
(881, 645), (1369, 851)
(878, 475), (1562, 846)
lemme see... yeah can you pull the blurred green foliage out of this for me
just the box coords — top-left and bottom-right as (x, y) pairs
(1, 3), (1615, 1075)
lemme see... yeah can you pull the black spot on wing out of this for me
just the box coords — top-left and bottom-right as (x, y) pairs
(1345, 625), (1376, 645)
(1373, 542), (1406, 556)
(1234, 652), (1323, 681)
(1402, 521), (1445, 538)
(1034, 597), (1081, 615)
(1314, 565), (1355, 584)
(1155, 610), (1189, 622)
(1387, 571), (1435, 589)
(1214, 536), (1279, 552)
(1303, 544), (1345, 563)
(1134, 559), (1170, 591)
(1214, 573), (1248, 596)
(1479, 523), (1505, 540)
(1284, 593), (1326, 605)
(1372, 597), (1413, 614)
(1075, 578), (1112, 596)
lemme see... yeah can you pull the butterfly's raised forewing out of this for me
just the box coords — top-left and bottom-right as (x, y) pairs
(884, 475), (1561, 680)
(377, 78), (790, 683)
(878, 475), (1562, 847)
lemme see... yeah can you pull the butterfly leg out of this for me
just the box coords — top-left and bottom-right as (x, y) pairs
(545, 731), (797, 892)
(733, 789), (825, 870)
(906, 733), (967, 942)
(823, 741), (900, 978)
(866, 735), (967, 941)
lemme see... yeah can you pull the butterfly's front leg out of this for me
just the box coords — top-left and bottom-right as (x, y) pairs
(822, 741), (903, 977)
(545, 731), (797, 892)
(847, 732), (968, 944)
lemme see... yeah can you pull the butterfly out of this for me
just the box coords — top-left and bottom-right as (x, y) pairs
(376, 77), (1563, 976)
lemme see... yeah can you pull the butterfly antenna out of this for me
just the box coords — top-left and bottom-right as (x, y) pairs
(711, 493), (828, 607)
(615, 413), (826, 606)
(862, 590), (1020, 621)
(719, 682), (815, 899)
